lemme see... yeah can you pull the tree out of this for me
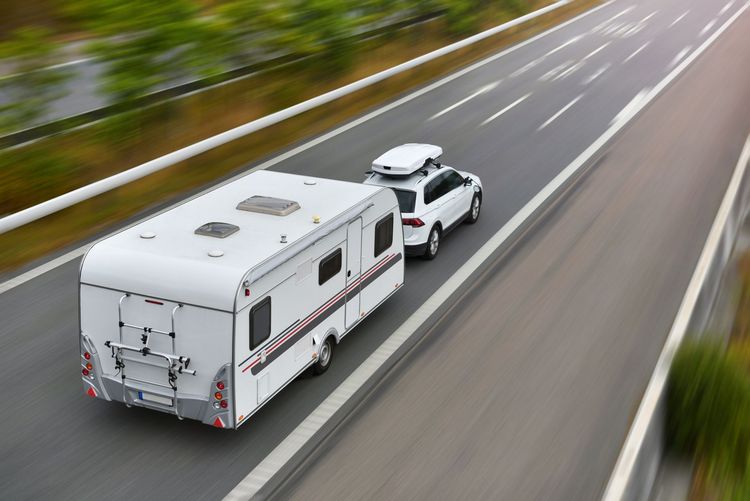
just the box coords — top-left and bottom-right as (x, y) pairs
(0, 27), (71, 135)
(66, 0), (234, 105)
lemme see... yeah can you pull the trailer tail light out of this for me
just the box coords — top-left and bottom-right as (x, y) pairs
(402, 218), (425, 227)
(85, 362), (93, 371)
(83, 352), (91, 360)
(87, 387), (97, 398)
(220, 400), (228, 409)
(216, 381), (225, 390)
(82, 368), (90, 376)
(214, 392), (223, 400)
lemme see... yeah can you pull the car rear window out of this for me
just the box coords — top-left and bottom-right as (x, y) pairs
(392, 189), (416, 213)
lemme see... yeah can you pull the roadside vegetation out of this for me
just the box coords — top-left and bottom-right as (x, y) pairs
(668, 252), (750, 500)
(0, 0), (592, 273)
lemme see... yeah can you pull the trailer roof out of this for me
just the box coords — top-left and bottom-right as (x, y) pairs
(81, 171), (384, 310)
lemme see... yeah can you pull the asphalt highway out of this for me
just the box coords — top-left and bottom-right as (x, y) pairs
(1, 0), (748, 499)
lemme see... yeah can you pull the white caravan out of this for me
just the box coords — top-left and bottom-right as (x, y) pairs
(79, 171), (404, 429)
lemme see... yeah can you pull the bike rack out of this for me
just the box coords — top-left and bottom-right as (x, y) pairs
(106, 294), (195, 418)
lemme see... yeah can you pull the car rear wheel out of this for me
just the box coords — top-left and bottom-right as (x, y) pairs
(423, 226), (440, 260)
(465, 193), (481, 224)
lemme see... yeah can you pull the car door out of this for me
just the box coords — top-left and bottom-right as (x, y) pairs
(424, 171), (459, 227)
(443, 169), (473, 224)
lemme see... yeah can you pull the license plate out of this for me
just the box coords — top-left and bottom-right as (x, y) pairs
(138, 391), (173, 407)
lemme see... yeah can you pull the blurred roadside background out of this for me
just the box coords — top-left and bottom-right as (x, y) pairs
(0, 0), (547, 274)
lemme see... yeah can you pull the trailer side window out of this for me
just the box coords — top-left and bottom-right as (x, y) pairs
(374, 213), (393, 257)
(250, 296), (271, 350)
(319, 248), (342, 286)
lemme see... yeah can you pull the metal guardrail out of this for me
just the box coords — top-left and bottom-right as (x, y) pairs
(0, 0), (570, 235)
(602, 134), (750, 501)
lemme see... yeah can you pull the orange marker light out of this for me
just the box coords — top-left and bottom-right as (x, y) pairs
(214, 392), (223, 400)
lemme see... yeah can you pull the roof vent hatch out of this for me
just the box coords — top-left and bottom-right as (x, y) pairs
(236, 196), (300, 216)
(195, 222), (239, 238)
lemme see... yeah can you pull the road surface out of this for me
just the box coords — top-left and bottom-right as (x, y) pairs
(277, 4), (750, 499)
(1, 0), (748, 499)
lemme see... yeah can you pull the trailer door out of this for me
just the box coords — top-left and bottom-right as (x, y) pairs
(345, 218), (363, 329)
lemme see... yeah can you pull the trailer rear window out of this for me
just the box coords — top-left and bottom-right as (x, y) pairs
(319, 249), (342, 286)
(374, 213), (394, 257)
(250, 296), (271, 350)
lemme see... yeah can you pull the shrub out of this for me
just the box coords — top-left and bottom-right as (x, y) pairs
(668, 341), (750, 492)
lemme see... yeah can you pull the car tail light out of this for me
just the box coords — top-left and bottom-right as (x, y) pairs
(214, 391), (223, 400)
(216, 381), (225, 390)
(220, 400), (228, 409)
(83, 352), (91, 360)
(402, 218), (425, 227)
(82, 368), (90, 376)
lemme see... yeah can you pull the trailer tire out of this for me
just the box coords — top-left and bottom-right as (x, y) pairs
(313, 336), (334, 375)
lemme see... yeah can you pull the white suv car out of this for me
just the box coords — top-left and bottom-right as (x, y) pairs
(364, 144), (482, 259)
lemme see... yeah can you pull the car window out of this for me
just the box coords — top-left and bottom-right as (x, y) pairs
(392, 189), (416, 213)
(445, 170), (465, 191)
(424, 171), (453, 204)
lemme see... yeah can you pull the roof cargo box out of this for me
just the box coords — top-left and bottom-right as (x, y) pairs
(371, 143), (442, 177)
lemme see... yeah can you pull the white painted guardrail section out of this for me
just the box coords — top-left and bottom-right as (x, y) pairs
(602, 134), (750, 500)
(0, 0), (572, 235)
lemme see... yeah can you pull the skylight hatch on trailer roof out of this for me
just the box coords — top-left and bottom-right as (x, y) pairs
(195, 222), (239, 238)
(236, 196), (300, 216)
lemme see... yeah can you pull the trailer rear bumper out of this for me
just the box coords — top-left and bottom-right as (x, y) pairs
(99, 376), (233, 428)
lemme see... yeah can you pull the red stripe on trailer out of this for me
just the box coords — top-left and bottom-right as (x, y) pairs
(241, 253), (397, 373)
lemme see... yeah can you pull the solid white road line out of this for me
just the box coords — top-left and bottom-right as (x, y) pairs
(584, 42), (612, 60)
(609, 88), (650, 126)
(480, 93), (532, 126)
(700, 19), (717, 36)
(553, 61), (585, 81)
(537, 94), (583, 130)
(0, 246), (92, 294)
(227, 5), (750, 497)
(603, 3), (750, 499)
(668, 46), (691, 69)
(429, 82), (499, 120)
(669, 11), (689, 28)
(721, 0), (735, 15)
(623, 41), (650, 63)
(0, 0), (619, 296)
(582, 63), (611, 85)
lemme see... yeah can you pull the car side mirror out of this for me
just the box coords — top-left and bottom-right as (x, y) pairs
(464, 176), (473, 186)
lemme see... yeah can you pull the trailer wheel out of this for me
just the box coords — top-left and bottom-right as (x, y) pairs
(313, 337), (334, 375)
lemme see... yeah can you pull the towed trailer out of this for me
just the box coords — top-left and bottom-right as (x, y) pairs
(79, 170), (404, 428)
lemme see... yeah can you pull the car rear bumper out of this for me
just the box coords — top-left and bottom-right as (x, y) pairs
(405, 242), (428, 256)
